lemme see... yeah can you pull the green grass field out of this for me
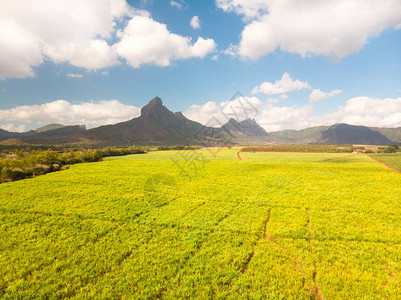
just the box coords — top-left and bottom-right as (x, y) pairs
(1, 150), (401, 298)
(371, 153), (401, 172)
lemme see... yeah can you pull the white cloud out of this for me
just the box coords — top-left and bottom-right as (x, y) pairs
(183, 95), (312, 131)
(183, 96), (262, 127)
(0, 123), (27, 133)
(0, 0), (133, 79)
(279, 94), (288, 100)
(184, 94), (401, 133)
(0, 99), (141, 129)
(217, 0), (401, 60)
(0, 0), (215, 79)
(44, 39), (121, 70)
(309, 89), (342, 103)
(101, 71), (110, 76)
(212, 55), (219, 61)
(67, 73), (83, 78)
(223, 44), (239, 57)
(170, 1), (184, 10)
(260, 96), (401, 131)
(321, 97), (401, 128)
(251, 73), (311, 95)
(216, 0), (269, 20)
(190, 16), (201, 29)
(259, 104), (314, 132)
(114, 15), (216, 68)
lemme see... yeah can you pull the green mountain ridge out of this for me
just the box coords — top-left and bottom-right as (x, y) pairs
(318, 123), (393, 145)
(0, 124), (86, 143)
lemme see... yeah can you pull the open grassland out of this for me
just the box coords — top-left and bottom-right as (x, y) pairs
(1, 150), (401, 298)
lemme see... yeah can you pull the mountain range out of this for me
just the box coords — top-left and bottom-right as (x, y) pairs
(1, 97), (400, 146)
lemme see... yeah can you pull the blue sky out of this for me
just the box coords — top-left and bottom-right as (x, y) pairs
(0, 0), (401, 132)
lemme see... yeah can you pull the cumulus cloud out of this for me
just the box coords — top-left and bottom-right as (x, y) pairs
(216, 0), (401, 60)
(252, 73), (311, 95)
(0, 99), (141, 130)
(0, 0), (132, 79)
(0, 0), (216, 79)
(309, 89), (342, 103)
(184, 94), (401, 132)
(114, 15), (216, 68)
(190, 16), (201, 29)
(322, 97), (401, 128)
(67, 73), (83, 78)
(261, 96), (401, 131)
(44, 39), (121, 70)
(216, 0), (268, 20)
(183, 95), (312, 131)
(259, 104), (314, 132)
(183, 96), (262, 127)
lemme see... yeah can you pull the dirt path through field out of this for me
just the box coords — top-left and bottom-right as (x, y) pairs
(363, 154), (401, 174)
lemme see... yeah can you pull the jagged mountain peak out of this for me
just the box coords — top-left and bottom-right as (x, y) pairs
(149, 96), (163, 106)
(227, 118), (240, 125)
(222, 117), (268, 137)
(140, 96), (170, 118)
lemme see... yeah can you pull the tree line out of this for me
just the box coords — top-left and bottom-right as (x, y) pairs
(0, 147), (146, 182)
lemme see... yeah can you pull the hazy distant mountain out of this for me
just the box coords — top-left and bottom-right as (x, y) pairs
(0, 124), (86, 143)
(35, 124), (67, 133)
(319, 123), (393, 145)
(0, 128), (36, 142)
(0, 128), (15, 141)
(269, 126), (330, 144)
(223, 118), (269, 137)
(370, 127), (401, 144)
(270, 124), (396, 145)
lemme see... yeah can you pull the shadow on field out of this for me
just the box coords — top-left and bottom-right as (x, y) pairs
(143, 173), (179, 207)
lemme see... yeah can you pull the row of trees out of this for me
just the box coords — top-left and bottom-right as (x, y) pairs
(377, 145), (400, 153)
(0, 147), (146, 182)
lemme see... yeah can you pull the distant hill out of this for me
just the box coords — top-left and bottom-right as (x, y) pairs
(270, 124), (396, 145)
(223, 118), (269, 137)
(370, 127), (401, 144)
(35, 124), (66, 133)
(269, 126), (329, 144)
(319, 123), (393, 145)
(0, 128), (36, 142)
(0, 124), (86, 144)
(0, 128), (15, 141)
